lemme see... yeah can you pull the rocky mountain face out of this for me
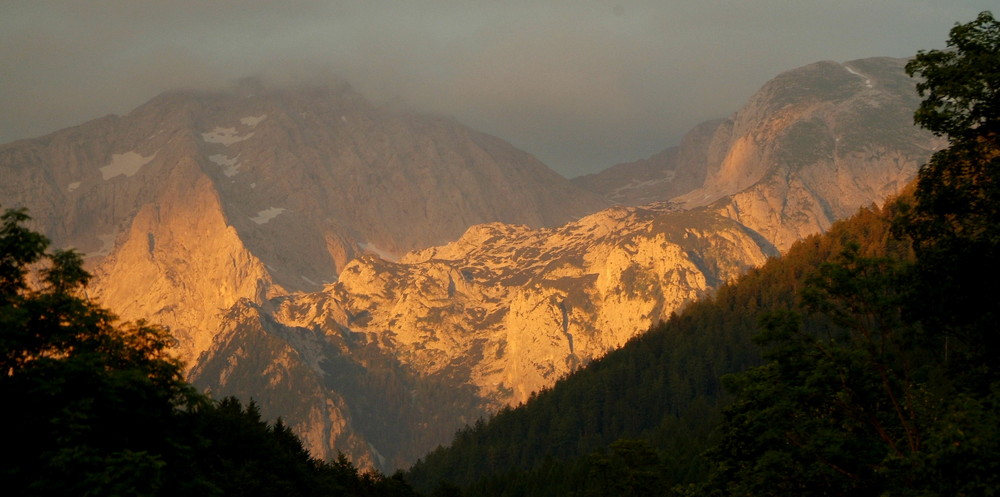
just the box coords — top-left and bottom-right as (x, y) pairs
(189, 298), (486, 469)
(191, 203), (773, 468)
(684, 57), (942, 250)
(576, 57), (941, 250)
(0, 57), (938, 470)
(0, 81), (608, 365)
(193, 59), (936, 469)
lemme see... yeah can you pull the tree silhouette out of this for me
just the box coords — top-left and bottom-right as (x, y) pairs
(0, 207), (421, 496)
(704, 11), (1000, 496)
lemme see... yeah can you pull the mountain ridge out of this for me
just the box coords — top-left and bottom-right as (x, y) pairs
(0, 56), (938, 469)
(0, 80), (609, 369)
(576, 58), (940, 250)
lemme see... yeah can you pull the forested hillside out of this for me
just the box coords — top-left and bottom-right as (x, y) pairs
(407, 12), (1000, 496)
(405, 196), (902, 496)
(3, 10), (995, 497)
(0, 207), (421, 496)
(702, 12), (1000, 495)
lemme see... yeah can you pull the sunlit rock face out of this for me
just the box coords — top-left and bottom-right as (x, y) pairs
(0, 81), (608, 368)
(0, 57), (940, 471)
(683, 58), (942, 251)
(280, 204), (773, 410)
(577, 57), (941, 251)
(90, 158), (276, 364)
(0, 81), (608, 468)
(193, 201), (771, 467)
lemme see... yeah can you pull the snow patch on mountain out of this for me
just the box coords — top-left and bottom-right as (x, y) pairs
(250, 207), (287, 225)
(240, 114), (267, 127)
(202, 127), (254, 145)
(100, 151), (155, 180)
(360, 242), (398, 261)
(209, 154), (241, 177)
(90, 233), (116, 258)
(843, 63), (873, 88)
(368, 443), (386, 468)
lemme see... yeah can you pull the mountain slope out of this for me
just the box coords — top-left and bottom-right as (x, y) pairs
(187, 57), (938, 468)
(190, 299), (487, 470)
(189, 202), (773, 466)
(273, 205), (772, 404)
(571, 118), (723, 205)
(0, 56), (939, 471)
(404, 203), (901, 495)
(688, 57), (939, 250)
(576, 57), (940, 251)
(0, 81), (609, 367)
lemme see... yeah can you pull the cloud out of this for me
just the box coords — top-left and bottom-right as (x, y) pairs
(1, 0), (995, 176)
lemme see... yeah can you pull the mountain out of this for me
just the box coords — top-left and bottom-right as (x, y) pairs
(576, 57), (940, 250)
(191, 57), (937, 468)
(571, 119), (723, 205)
(189, 298), (488, 470)
(0, 81), (609, 367)
(188, 203), (773, 468)
(404, 203), (902, 495)
(0, 56), (938, 470)
(410, 18), (1000, 495)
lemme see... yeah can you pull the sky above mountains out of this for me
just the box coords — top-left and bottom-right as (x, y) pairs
(1, 1), (994, 177)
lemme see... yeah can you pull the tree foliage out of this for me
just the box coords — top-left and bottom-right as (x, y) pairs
(0, 207), (196, 496)
(0, 207), (420, 496)
(403, 204), (901, 496)
(897, 11), (1000, 385)
(906, 11), (1000, 141)
(409, 11), (1000, 497)
(703, 11), (1000, 496)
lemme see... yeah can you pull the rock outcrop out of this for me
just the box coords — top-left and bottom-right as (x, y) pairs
(0, 57), (940, 470)
(0, 81), (609, 369)
(287, 204), (772, 405)
(576, 58), (941, 251)
(681, 57), (942, 250)
(189, 202), (773, 466)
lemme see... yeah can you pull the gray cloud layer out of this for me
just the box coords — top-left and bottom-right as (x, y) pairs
(1, 1), (994, 176)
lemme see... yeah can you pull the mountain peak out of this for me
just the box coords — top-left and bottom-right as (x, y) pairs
(0, 78), (609, 373)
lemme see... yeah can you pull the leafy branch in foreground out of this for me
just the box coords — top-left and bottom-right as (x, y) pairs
(704, 11), (1000, 496)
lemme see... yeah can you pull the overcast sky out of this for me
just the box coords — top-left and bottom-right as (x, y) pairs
(1, 1), (994, 177)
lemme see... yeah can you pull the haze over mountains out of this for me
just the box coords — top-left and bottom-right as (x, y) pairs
(0, 56), (939, 469)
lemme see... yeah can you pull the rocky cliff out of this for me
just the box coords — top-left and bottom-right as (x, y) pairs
(0, 57), (939, 470)
(290, 204), (772, 404)
(190, 202), (773, 466)
(576, 58), (941, 250)
(683, 57), (942, 250)
(0, 81), (608, 367)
